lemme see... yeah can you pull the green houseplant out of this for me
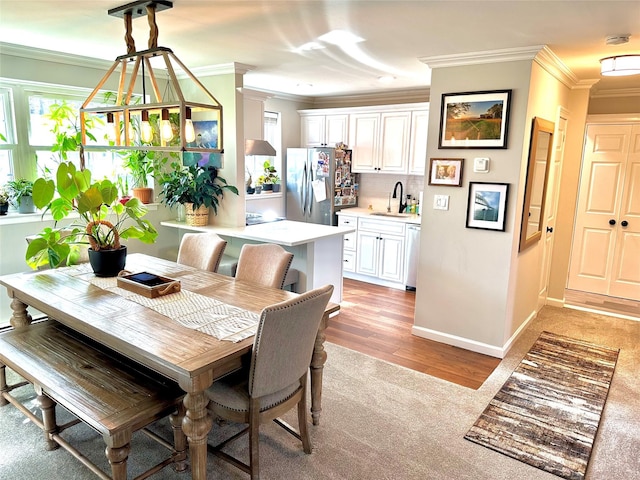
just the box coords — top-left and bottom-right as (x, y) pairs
(256, 160), (280, 192)
(26, 161), (158, 276)
(158, 157), (238, 226)
(120, 149), (166, 204)
(0, 185), (9, 215)
(7, 178), (36, 213)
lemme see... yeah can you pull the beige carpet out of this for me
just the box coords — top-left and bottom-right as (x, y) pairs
(465, 331), (619, 480)
(0, 306), (638, 479)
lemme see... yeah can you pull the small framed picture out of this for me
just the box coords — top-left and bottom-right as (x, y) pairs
(439, 90), (512, 149)
(428, 158), (464, 186)
(466, 182), (509, 231)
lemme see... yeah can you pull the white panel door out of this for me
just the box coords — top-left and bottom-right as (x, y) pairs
(539, 110), (567, 307)
(609, 125), (640, 299)
(379, 234), (405, 282)
(408, 110), (429, 175)
(568, 124), (640, 301)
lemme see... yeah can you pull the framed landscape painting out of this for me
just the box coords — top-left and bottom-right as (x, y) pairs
(439, 90), (512, 149)
(466, 182), (509, 231)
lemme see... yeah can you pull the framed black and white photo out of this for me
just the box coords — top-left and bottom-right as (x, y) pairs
(466, 182), (509, 231)
(439, 90), (512, 149)
(428, 158), (464, 186)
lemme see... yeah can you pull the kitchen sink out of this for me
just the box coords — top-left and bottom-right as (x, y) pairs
(369, 212), (411, 218)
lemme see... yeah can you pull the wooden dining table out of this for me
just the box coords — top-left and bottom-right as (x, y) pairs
(0, 253), (339, 480)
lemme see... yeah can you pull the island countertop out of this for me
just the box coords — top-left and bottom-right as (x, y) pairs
(161, 220), (355, 247)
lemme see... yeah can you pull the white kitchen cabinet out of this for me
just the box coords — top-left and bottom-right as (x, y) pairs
(350, 111), (411, 174)
(339, 215), (357, 273)
(355, 217), (406, 283)
(300, 114), (348, 147)
(408, 109), (429, 175)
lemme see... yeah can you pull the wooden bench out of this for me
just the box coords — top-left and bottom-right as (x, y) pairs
(0, 320), (187, 480)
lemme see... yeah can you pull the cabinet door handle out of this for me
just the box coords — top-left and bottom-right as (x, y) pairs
(621, 220), (629, 227)
(546, 226), (553, 233)
(609, 219), (616, 226)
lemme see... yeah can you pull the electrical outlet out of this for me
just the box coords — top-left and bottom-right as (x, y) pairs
(433, 195), (449, 210)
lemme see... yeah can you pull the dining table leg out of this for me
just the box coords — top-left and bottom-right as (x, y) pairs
(180, 379), (214, 480)
(310, 313), (329, 426)
(9, 297), (32, 328)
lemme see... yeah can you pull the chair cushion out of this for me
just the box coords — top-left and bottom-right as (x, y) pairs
(207, 368), (299, 414)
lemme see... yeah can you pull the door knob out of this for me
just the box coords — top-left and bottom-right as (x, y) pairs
(621, 220), (629, 227)
(609, 219), (616, 226)
(546, 226), (553, 233)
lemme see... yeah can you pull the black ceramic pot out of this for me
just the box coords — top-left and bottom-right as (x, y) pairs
(88, 246), (127, 277)
(0, 203), (8, 215)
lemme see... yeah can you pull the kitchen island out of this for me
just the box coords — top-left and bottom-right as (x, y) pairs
(161, 220), (355, 303)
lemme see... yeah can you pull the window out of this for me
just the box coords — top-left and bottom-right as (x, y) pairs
(245, 111), (282, 190)
(28, 92), (121, 180)
(0, 81), (128, 186)
(0, 87), (16, 184)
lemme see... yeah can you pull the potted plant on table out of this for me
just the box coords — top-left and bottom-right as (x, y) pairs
(158, 157), (238, 226)
(7, 178), (36, 213)
(26, 161), (158, 276)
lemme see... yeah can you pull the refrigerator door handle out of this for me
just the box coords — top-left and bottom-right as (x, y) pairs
(301, 162), (308, 214)
(306, 160), (314, 216)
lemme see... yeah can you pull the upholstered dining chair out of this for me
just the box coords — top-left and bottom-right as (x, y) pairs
(234, 243), (294, 289)
(176, 232), (227, 272)
(206, 284), (334, 480)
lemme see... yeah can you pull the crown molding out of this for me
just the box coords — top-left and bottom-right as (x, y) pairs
(0, 42), (113, 71)
(419, 45), (545, 69)
(420, 45), (589, 90)
(191, 62), (255, 77)
(533, 46), (579, 89)
(310, 87), (431, 109)
(590, 87), (640, 98)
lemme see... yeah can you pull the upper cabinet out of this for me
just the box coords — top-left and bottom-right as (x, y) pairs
(300, 113), (348, 147)
(350, 111), (411, 173)
(408, 109), (429, 175)
(299, 103), (428, 175)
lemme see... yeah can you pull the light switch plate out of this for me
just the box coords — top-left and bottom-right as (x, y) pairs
(433, 194), (449, 210)
(474, 157), (490, 173)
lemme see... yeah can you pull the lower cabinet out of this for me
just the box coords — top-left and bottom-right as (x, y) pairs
(355, 218), (406, 284)
(339, 215), (357, 273)
(356, 230), (405, 282)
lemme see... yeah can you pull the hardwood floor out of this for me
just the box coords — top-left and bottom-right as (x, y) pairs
(326, 279), (500, 389)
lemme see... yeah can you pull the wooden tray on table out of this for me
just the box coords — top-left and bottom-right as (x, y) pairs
(116, 271), (181, 298)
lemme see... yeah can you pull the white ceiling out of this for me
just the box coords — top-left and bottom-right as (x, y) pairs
(1, 1), (639, 98)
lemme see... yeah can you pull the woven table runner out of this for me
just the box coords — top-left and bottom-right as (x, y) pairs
(64, 265), (259, 342)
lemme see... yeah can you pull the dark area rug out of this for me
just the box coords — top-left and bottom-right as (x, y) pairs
(464, 331), (619, 480)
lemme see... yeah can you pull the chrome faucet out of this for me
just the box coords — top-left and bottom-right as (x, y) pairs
(392, 181), (406, 213)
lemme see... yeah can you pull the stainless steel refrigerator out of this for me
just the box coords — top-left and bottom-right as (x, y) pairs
(286, 147), (357, 226)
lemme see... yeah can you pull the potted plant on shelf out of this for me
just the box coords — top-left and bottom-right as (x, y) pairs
(256, 160), (280, 193)
(0, 185), (9, 215)
(7, 178), (36, 213)
(158, 157), (238, 226)
(120, 149), (165, 204)
(26, 161), (158, 276)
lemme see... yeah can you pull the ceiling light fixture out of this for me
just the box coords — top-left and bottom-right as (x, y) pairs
(80, 0), (224, 160)
(600, 54), (640, 76)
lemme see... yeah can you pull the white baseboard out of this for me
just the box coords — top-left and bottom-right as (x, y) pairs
(411, 311), (536, 359)
(546, 296), (565, 308)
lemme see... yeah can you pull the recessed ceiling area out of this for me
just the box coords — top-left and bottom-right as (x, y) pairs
(0, 1), (638, 97)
